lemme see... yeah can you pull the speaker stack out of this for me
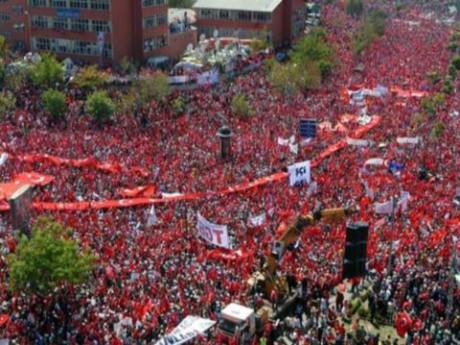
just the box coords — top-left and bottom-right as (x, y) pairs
(342, 222), (369, 279)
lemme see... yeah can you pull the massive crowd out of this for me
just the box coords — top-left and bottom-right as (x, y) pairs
(1, 1), (460, 344)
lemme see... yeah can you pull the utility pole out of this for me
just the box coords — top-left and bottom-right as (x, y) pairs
(447, 236), (458, 317)
(386, 195), (398, 274)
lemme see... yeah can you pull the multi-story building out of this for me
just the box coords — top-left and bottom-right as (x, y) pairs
(0, 0), (196, 64)
(0, 0), (28, 52)
(193, 0), (305, 47)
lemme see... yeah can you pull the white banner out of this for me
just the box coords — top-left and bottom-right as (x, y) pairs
(374, 200), (394, 215)
(396, 137), (420, 145)
(288, 161), (311, 186)
(277, 135), (295, 146)
(155, 316), (216, 345)
(249, 212), (266, 227)
(0, 153), (7, 167)
(168, 75), (190, 84)
(197, 213), (230, 248)
(364, 158), (386, 166)
(146, 206), (157, 226)
(398, 191), (410, 213)
(346, 137), (369, 146)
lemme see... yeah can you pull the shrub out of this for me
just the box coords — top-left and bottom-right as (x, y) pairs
(231, 94), (253, 119)
(86, 91), (115, 128)
(42, 89), (67, 123)
(0, 91), (16, 119)
(430, 121), (445, 139)
(452, 55), (460, 70)
(30, 54), (64, 90)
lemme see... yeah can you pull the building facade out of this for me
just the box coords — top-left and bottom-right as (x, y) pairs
(0, 0), (28, 51)
(193, 0), (305, 47)
(0, 0), (196, 64)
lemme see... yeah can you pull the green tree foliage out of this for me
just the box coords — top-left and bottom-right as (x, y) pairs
(452, 55), (460, 70)
(137, 72), (171, 104)
(441, 77), (455, 94)
(345, 0), (364, 18)
(430, 121), (445, 139)
(290, 28), (335, 78)
(168, 0), (196, 7)
(42, 89), (67, 123)
(0, 35), (9, 59)
(231, 94), (253, 119)
(269, 61), (321, 96)
(353, 10), (388, 55)
(30, 54), (64, 90)
(171, 95), (186, 116)
(7, 217), (94, 296)
(71, 65), (109, 92)
(119, 57), (137, 76)
(86, 91), (115, 127)
(0, 91), (16, 119)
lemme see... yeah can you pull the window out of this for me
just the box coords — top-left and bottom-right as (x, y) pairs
(0, 12), (10, 22)
(219, 10), (229, 20)
(143, 0), (166, 6)
(91, 20), (110, 32)
(31, 16), (49, 29)
(32, 36), (112, 56)
(237, 11), (251, 21)
(30, 0), (47, 7)
(12, 5), (24, 14)
(143, 14), (166, 29)
(70, 18), (89, 32)
(90, 0), (110, 10)
(50, 0), (68, 7)
(253, 12), (271, 22)
(70, 0), (88, 8)
(53, 17), (68, 30)
(144, 35), (167, 52)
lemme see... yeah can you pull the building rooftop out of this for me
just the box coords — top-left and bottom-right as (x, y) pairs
(193, 0), (283, 13)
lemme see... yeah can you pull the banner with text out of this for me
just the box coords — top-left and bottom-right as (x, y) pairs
(288, 160), (311, 186)
(197, 213), (230, 249)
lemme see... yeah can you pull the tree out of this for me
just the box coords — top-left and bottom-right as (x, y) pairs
(8, 217), (94, 296)
(42, 89), (67, 123)
(353, 10), (387, 55)
(30, 54), (64, 90)
(269, 62), (300, 97)
(442, 77), (455, 95)
(137, 71), (171, 104)
(168, 0), (196, 7)
(452, 55), (460, 70)
(71, 65), (109, 92)
(86, 91), (115, 127)
(345, 0), (364, 18)
(231, 94), (253, 119)
(430, 121), (445, 139)
(119, 57), (137, 76)
(171, 95), (186, 117)
(0, 91), (16, 119)
(0, 35), (9, 59)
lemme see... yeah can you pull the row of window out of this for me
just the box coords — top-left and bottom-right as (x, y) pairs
(31, 16), (111, 32)
(0, 12), (9, 22)
(143, 0), (167, 7)
(32, 36), (112, 56)
(143, 35), (167, 52)
(143, 13), (167, 29)
(199, 26), (272, 41)
(30, 0), (110, 10)
(197, 9), (272, 23)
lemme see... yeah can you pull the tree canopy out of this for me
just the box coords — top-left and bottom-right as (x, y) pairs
(30, 54), (64, 90)
(71, 65), (109, 92)
(42, 89), (67, 123)
(86, 91), (115, 127)
(8, 217), (94, 296)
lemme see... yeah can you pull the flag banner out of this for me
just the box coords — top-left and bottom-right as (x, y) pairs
(398, 191), (410, 213)
(346, 137), (369, 146)
(155, 316), (216, 345)
(0, 153), (7, 167)
(364, 158), (386, 166)
(146, 206), (157, 226)
(288, 161), (311, 186)
(397, 137), (420, 145)
(300, 119), (317, 139)
(277, 135), (295, 146)
(289, 142), (299, 155)
(374, 200), (394, 215)
(197, 213), (230, 248)
(249, 212), (266, 227)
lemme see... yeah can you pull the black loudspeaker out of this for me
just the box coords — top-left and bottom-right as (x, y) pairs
(346, 222), (369, 243)
(343, 222), (369, 280)
(344, 241), (367, 261)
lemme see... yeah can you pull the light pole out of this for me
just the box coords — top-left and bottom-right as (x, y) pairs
(217, 126), (232, 161)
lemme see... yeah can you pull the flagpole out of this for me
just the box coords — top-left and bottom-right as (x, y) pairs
(387, 195), (397, 274)
(447, 236), (457, 317)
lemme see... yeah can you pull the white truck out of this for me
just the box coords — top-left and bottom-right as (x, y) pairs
(217, 303), (257, 342)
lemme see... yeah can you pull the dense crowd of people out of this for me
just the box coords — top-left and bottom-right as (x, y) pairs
(0, 1), (460, 344)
